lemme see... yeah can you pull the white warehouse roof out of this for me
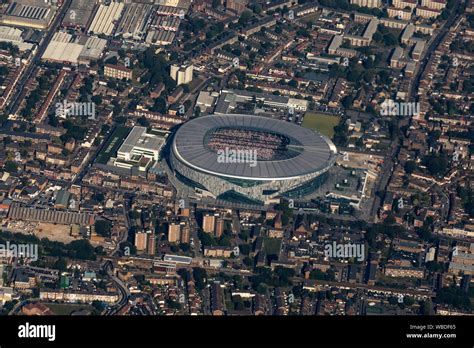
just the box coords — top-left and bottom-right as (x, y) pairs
(88, 1), (125, 36)
(42, 32), (107, 64)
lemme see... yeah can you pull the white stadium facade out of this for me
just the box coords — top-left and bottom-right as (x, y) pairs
(170, 114), (337, 205)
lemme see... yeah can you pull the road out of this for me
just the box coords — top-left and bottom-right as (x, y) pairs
(8, 298), (40, 315)
(102, 260), (130, 315)
(305, 279), (434, 298)
(369, 141), (399, 220)
(7, 0), (73, 117)
(188, 207), (202, 258)
(408, 0), (461, 100)
(367, 4), (462, 222)
(110, 198), (130, 256)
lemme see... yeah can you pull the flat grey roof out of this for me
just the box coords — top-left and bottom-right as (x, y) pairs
(163, 254), (192, 264)
(118, 126), (164, 155)
(173, 114), (337, 181)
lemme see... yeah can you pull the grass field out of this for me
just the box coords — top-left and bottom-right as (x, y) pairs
(299, 13), (319, 24)
(45, 303), (95, 315)
(95, 126), (130, 165)
(302, 112), (341, 139)
(263, 237), (282, 256)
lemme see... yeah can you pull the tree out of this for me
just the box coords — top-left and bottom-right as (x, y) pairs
(238, 10), (252, 26)
(151, 97), (167, 113)
(404, 161), (416, 174)
(292, 285), (302, 297)
(383, 33), (398, 46)
(256, 283), (267, 294)
(388, 296), (398, 305)
(373, 31), (383, 42)
(4, 161), (18, 173)
(234, 298), (244, 310)
(91, 300), (104, 312)
(232, 294), (245, 310)
(420, 300), (434, 315)
(2, 300), (18, 314)
(137, 116), (150, 127)
(384, 214), (396, 225)
(198, 230), (217, 246)
(342, 95), (353, 108)
(92, 192), (105, 203)
(91, 95), (102, 105)
(239, 244), (251, 255)
(309, 269), (334, 281)
(275, 201), (293, 226)
(95, 220), (112, 237)
(288, 79), (298, 88)
(179, 243), (190, 252)
(53, 258), (67, 272)
(182, 84), (190, 93)
(177, 269), (190, 282)
(194, 106), (201, 118)
(129, 210), (141, 220)
(166, 299), (182, 310)
(49, 114), (59, 127)
(192, 267), (207, 290)
(118, 49), (127, 59)
(68, 240), (96, 260)
(425, 154), (448, 177)
(238, 230), (249, 241)
(403, 296), (415, 306)
(106, 56), (118, 65)
(435, 287), (471, 310)
(243, 256), (253, 267)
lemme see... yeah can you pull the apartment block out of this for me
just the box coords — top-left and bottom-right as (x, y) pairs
(104, 64), (133, 80)
(350, 0), (381, 7)
(421, 0), (446, 10)
(202, 214), (216, 234)
(168, 223), (182, 243)
(170, 64), (193, 85)
(416, 6), (442, 18)
(392, 0), (417, 9)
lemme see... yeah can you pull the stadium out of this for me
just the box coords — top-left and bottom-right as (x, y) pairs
(170, 114), (337, 205)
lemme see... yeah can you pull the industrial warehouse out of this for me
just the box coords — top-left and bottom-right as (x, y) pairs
(0, 0), (57, 29)
(7, 203), (95, 226)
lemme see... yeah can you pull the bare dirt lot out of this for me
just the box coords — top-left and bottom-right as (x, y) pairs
(34, 223), (77, 243)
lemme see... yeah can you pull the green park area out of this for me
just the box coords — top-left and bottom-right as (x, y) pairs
(95, 126), (130, 165)
(302, 112), (341, 139)
(263, 237), (282, 256)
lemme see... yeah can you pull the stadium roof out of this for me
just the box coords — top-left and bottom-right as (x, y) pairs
(173, 114), (337, 181)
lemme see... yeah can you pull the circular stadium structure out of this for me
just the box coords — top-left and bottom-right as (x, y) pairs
(170, 114), (337, 205)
